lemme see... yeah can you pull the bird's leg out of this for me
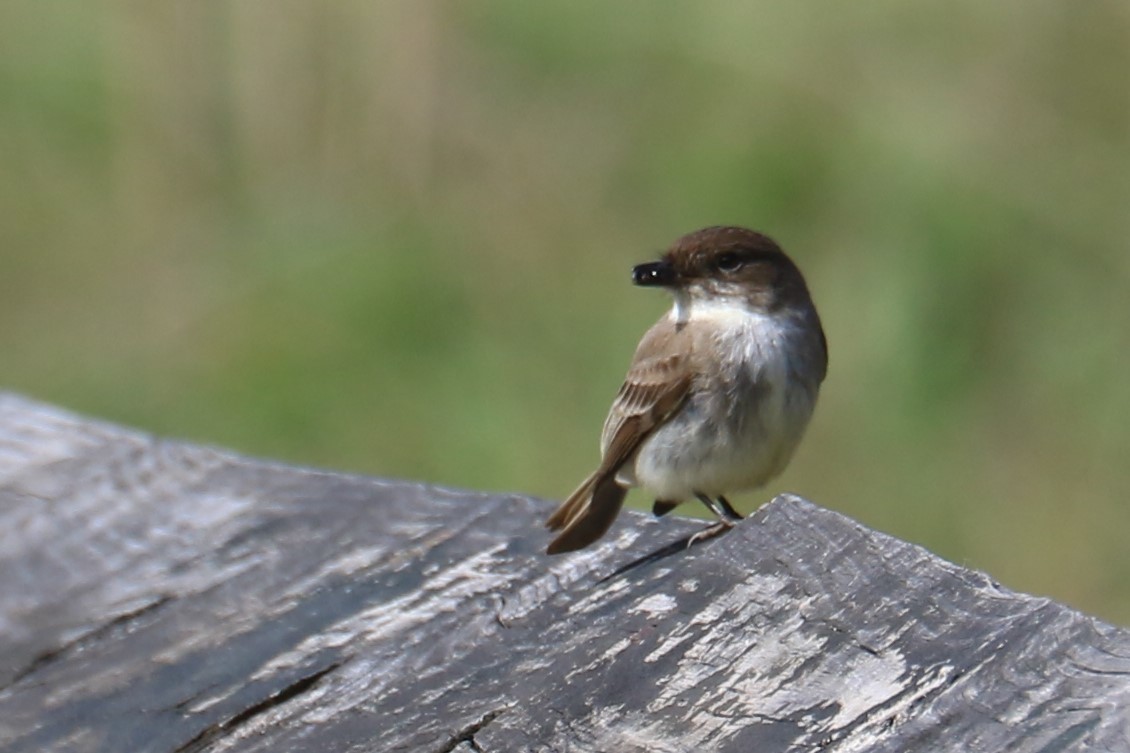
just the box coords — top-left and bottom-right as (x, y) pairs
(716, 495), (744, 522)
(694, 493), (743, 523)
(694, 492), (727, 519)
(686, 492), (742, 548)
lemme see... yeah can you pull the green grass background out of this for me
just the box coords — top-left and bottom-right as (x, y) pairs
(2, 3), (1128, 623)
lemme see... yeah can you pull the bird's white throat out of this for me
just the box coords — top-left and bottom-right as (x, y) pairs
(671, 292), (773, 330)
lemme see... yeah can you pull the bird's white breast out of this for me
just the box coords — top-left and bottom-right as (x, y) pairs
(624, 300), (820, 501)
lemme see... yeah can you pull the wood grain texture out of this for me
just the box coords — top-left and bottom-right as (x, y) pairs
(0, 392), (1127, 753)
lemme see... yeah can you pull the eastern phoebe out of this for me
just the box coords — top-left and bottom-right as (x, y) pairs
(546, 226), (827, 554)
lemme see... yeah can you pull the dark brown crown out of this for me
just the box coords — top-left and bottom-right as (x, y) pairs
(666, 226), (783, 266)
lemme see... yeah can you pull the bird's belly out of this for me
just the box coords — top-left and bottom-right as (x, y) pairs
(620, 375), (816, 502)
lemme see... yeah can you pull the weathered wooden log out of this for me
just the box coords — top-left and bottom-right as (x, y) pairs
(0, 392), (1127, 752)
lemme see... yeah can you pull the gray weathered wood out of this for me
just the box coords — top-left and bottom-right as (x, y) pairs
(0, 392), (1127, 752)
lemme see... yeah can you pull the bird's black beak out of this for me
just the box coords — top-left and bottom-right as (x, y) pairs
(632, 260), (677, 287)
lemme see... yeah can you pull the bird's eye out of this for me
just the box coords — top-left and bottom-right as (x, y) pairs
(715, 252), (744, 273)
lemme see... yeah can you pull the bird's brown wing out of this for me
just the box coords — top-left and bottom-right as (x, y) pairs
(546, 320), (692, 553)
(599, 352), (691, 469)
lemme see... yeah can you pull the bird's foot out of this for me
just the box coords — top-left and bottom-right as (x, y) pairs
(685, 517), (737, 548)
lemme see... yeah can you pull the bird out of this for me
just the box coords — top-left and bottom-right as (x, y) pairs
(545, 226), (827, 554)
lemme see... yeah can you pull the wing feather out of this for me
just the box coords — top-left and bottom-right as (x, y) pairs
(600, 353), (691, 469)
(546, 318), (692, 553)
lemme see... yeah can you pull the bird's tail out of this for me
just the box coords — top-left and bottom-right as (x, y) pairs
(545, 471), (627, 554)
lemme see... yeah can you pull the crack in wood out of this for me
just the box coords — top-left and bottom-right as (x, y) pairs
(598, 522), (729, 583)
(3, 594), (173, 690)
(433, 708), (505, 753)
(826, 663), (968, 745)
(173, 662), (341, 753)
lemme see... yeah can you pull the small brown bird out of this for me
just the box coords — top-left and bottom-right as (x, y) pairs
(546, 226), (827, 554)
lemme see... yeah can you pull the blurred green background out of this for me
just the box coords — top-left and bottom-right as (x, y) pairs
(1, 3), (1128, 623)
